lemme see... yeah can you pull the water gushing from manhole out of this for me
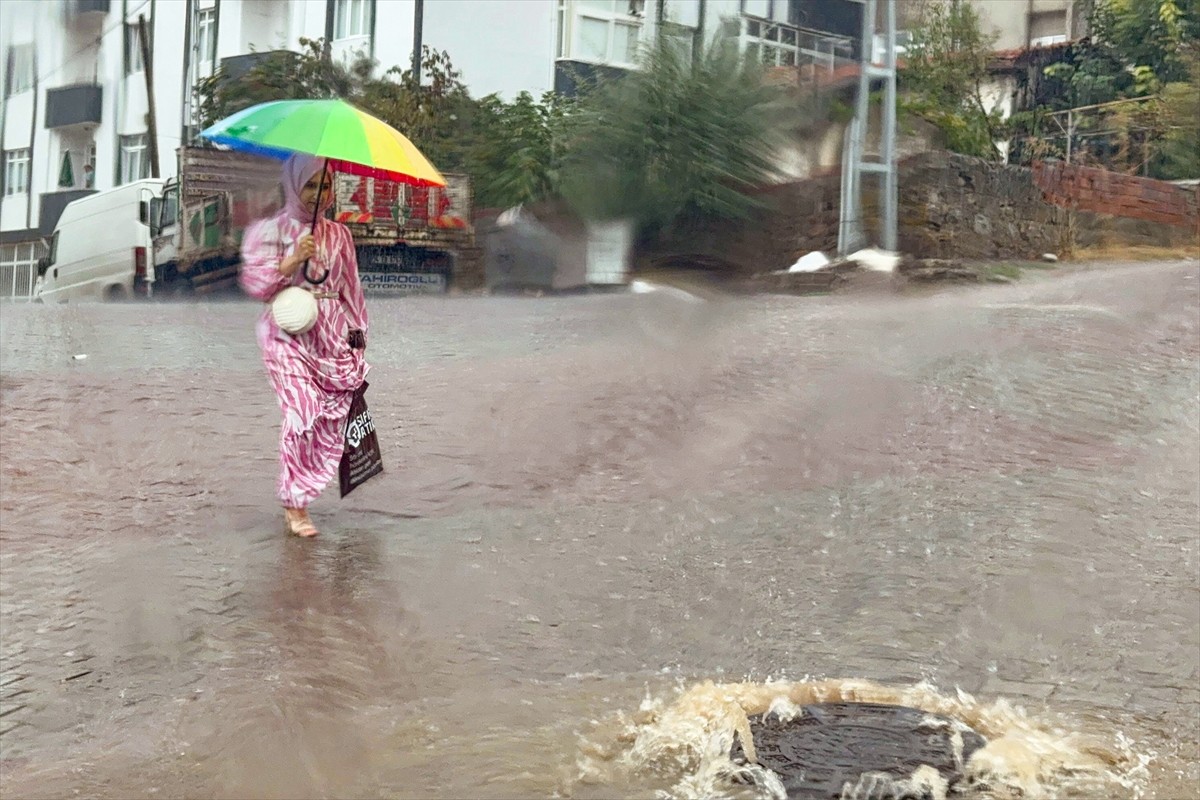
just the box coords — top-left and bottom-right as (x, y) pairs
(574, 679), (1151, 800)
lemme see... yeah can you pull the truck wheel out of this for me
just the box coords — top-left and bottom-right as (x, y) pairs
(105, 285), (128, 302)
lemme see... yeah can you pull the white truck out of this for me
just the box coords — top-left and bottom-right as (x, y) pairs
(36, 146), (474, 301)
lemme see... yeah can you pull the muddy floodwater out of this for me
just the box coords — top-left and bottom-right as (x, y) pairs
(1, 260), (1197, 799)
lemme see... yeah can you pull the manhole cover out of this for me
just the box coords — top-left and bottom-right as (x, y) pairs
(730, 702), (987, 799)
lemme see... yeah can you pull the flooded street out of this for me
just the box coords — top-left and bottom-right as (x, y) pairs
(1, 260), (1197, 798)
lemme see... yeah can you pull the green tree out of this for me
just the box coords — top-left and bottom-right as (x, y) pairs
(194, 41), (473, 170)
(1101, 0), (1200, 85)
(358, 48), (476, 171)
(466, 91), (572, 209)
(1155, 45), (1200, 177)
(1019, 0), (1200, 175)
(556, 36), (791, 239)
(900, 0), (1006, 159)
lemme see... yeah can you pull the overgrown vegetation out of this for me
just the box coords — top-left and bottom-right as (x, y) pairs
(897, 0), (1200, 177)
(900, 0), (1006, 160)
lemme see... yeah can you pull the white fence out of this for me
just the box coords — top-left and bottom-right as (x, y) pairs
(0, 241), (45, 300)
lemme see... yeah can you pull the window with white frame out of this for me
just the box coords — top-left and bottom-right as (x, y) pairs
(6, 43), (34, 96)
(4, 149), (31, 196)
(571, 0), (642, 66)
(743, 18), (800, 67)
(334, 0), (371, 40)
(126, 23), (144, 75)
(119, 134), (149, 184)
(196, 8), (216, 78)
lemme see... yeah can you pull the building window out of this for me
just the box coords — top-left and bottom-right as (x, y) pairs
(196, 8), (216, 78)
(126, 23), (144, 75)
(334, 0), (371, 40)
(1029, 10), (1067, 44)
(6, 43), (34, 96)
(570, 0), (642, 66)
(661, 21), (695, 60)
(119, 134), (149, 184)
(557, 1), (567, 59)
(84, 143), (96, 188)
(0, 241), (46, 300)
(4, 149), (31, 196)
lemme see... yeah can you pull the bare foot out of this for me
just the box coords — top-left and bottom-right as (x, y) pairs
(284, 507), (319, 538)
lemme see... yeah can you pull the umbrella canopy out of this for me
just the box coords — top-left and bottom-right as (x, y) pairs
(199, 99), (446, 187)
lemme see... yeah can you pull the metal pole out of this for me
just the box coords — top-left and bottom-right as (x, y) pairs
(179, 0), (193, 144)
(1066, 109), (1074, 163)
(138, 15), (161, 179)
(881, 0), (897, 251)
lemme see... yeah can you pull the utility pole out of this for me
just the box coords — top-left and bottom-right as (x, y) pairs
(412, 0), (424, 84)
(138, 14), (161, 179)
(838, 0), (898, 255)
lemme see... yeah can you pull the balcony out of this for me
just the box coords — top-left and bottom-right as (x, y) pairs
(67, 0), (110, 14)
(45, 84), (103, 129)
(39, 190), (96, 235)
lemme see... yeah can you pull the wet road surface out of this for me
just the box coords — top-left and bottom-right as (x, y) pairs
(1, 260), (1197, 798)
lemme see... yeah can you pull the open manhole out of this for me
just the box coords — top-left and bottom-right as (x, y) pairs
(730, 702), (987, 800)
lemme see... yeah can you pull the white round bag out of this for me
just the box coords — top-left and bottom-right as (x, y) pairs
(271, 286), (318, 335)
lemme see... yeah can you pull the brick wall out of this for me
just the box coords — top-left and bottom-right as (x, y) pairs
(1032, 161), (1200, 231)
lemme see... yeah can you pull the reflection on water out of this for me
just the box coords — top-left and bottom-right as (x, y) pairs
(1, 261), (1197, 798)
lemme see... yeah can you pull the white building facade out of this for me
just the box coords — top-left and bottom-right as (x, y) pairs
(1, 0), (860, 297)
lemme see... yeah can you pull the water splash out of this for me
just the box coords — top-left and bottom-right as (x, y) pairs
(574, 679), (1152, 799)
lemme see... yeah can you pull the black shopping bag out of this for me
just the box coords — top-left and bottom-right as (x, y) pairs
(339, 382), (384, 498)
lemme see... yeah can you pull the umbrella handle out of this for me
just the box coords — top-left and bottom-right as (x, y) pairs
(303, 159), (330, 286)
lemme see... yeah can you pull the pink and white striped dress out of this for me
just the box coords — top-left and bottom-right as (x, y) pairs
(240, 211), (370, 507)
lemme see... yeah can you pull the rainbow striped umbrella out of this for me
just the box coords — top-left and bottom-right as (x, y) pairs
(199, 99), (446, 188)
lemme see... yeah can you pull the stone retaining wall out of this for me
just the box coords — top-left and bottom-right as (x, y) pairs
(646, 152), (1197, 274)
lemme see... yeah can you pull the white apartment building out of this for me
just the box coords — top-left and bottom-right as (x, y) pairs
(0, 0), (861, 297)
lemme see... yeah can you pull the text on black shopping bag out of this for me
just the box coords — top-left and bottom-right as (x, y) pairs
(340, 382), (383, 498)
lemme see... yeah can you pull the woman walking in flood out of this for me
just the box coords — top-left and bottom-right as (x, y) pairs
(240, 155), (369, 537)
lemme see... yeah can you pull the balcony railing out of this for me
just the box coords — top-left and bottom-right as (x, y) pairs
(45, 84), (103, 129)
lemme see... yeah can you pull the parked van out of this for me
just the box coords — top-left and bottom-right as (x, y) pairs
(36, 179), (165, 303)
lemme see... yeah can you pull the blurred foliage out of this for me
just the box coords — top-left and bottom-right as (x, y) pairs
(900, 0), (1007, 160)
(1009, 0), (1200, 177)
(557, 36), (793, 238)
(1155, 45), (1200, 177)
